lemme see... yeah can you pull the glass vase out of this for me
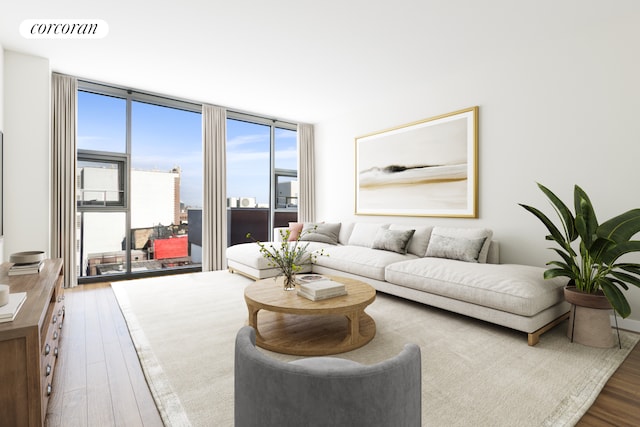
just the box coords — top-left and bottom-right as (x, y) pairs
(283, 274), (297, 291)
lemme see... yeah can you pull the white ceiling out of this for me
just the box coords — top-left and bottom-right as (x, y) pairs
(0, 1), (613, 123)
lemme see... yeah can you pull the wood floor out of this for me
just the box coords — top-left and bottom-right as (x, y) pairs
(46, 283), (163, 427)
(46, 283), (640, 427)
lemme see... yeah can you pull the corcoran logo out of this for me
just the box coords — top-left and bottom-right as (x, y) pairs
(20, 19), (108, 39)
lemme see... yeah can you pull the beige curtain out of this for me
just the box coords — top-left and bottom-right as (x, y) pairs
(202, 105), (227, 271)
(51, 73), (78, 288)
(298, 123), (316, 223)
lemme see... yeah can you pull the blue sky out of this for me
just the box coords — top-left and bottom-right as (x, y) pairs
(77, 91), (297, 207)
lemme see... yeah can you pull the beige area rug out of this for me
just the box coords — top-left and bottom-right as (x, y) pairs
(112, 271), (640, 427)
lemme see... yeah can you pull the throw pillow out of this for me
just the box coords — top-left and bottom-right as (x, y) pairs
(425, 233), (487, 262)
(372, 228), (416, 255)
(299, 222), (341, 245)
(348, 223), (390, 247)
(287, 222), (304, 241)
(427, 226), (493, 263)
(389, 224), (433, 257)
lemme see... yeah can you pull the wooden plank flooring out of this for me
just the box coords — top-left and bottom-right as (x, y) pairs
(46, 283), (163, 427)
(46, 283), (640, 426)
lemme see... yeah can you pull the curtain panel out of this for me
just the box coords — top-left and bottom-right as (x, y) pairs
(298, 123), (316, 223)
(51, 73), (78, 287)
(202, 105), (228, 271)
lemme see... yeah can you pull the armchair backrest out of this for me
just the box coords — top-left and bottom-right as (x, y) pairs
(234, 326), (422, 427)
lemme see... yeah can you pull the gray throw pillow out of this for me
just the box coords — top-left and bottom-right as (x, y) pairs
(372, 228), (416, 255)
(299, 223), (341, 245)
(425, 234), (487, 262)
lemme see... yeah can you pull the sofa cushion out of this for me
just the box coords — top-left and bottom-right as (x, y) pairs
(427, 227), (493, 263)
(300, 223), (341, 245)
(338, 222), (355, 245)
(372, 228), (416, 254)
(314, 245), (418, 281)
(385, 258), (566, 316)
(389, 224), (433, 257)
(348, 223), (390, 248)
(425, 233), (486, 263)
(287, 222), (304, 241)
(227, 241), (331, 270)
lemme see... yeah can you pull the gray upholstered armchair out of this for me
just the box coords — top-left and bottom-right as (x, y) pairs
(234, 326), (422, 427)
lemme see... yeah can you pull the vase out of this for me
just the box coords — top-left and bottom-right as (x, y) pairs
(283, 275), (297, 291)
(564, 285), (615, 348)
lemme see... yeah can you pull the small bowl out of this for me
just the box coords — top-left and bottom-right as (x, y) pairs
(10, 251), (45, 265)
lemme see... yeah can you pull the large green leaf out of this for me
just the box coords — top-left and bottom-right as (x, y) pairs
(599, 278), (631, 318)
(601, 241), (640, 264)
(519, 203), (567, 245)
(574, 187), (598, 248)
(618, 263), (640, 275)
(537, 182), (577, 241)
(544, 267), (574, 280)
(585, 237), (613, 263)
(549, 248), (577, 268)
(597, 209), (640, 243)
(610, 270), (640, 288)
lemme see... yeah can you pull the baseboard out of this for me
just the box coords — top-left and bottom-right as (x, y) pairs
(611, 315), (640, 334)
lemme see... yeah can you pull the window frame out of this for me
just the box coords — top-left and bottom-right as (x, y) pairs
(226, 112), (298, 240)
(77, 150), (129, 210)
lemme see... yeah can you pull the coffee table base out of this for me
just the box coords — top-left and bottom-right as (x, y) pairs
(251, 311), (376, 356)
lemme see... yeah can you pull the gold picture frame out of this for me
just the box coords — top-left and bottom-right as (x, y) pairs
(355, 106), (478, 217)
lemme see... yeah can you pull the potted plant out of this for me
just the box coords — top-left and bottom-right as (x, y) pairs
(246, 227), (324, 291)
(519, 183), (640, 347)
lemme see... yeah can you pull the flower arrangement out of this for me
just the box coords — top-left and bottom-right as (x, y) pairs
(246, 226), (324, 291)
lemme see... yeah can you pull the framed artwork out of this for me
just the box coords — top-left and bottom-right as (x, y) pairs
(355, 106), (478, 217)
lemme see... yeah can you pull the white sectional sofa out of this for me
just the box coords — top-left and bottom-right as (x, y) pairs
(226, 221), (570, 345)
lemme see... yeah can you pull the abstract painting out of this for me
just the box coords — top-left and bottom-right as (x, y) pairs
(355, 107), (478, 217)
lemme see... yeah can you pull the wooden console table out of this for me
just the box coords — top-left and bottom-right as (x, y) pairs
(0, 259), (65, 427)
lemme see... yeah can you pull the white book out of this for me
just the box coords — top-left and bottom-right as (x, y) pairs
(8, 266), (42, 276)
(0, 292), (27, 322)
(299, 280), (345, 295)
(297, 288), (348, 301)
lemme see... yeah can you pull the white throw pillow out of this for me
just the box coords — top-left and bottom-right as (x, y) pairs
(426, 227), (493, 263)
(348, 223), (390, 248)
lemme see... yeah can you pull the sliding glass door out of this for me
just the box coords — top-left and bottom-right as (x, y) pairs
(77, 84), (202, 281)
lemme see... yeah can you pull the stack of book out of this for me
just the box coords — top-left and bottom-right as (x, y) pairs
(298, 277), (347, 301)
(0, 292), (27, 323)
(8, 261), (44, 276)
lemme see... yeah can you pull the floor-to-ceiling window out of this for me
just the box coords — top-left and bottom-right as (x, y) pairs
(77, 82), (202, 280)
(226, 114), (298, 246)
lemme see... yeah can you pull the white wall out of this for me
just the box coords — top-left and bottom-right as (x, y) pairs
(3, 51), (50, 260)
(314, 9), (640, 325)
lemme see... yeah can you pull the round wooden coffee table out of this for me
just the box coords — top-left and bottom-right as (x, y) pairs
(244, 276), (376, 356)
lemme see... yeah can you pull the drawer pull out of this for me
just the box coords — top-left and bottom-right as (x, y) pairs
(52, 315), (57, 324)
(46, 364), (52, 376)
(58, 309), (62, 316)
(54, 347), (59, 357)
(59, 322), (63, 330)
(47, 384), (52, 396)
(45, 344), (51, 356)
(53, 331), (58, 340)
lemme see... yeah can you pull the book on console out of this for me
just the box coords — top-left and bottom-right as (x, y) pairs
(0, 292), (27, 323)
(8, 260), (44, 276)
